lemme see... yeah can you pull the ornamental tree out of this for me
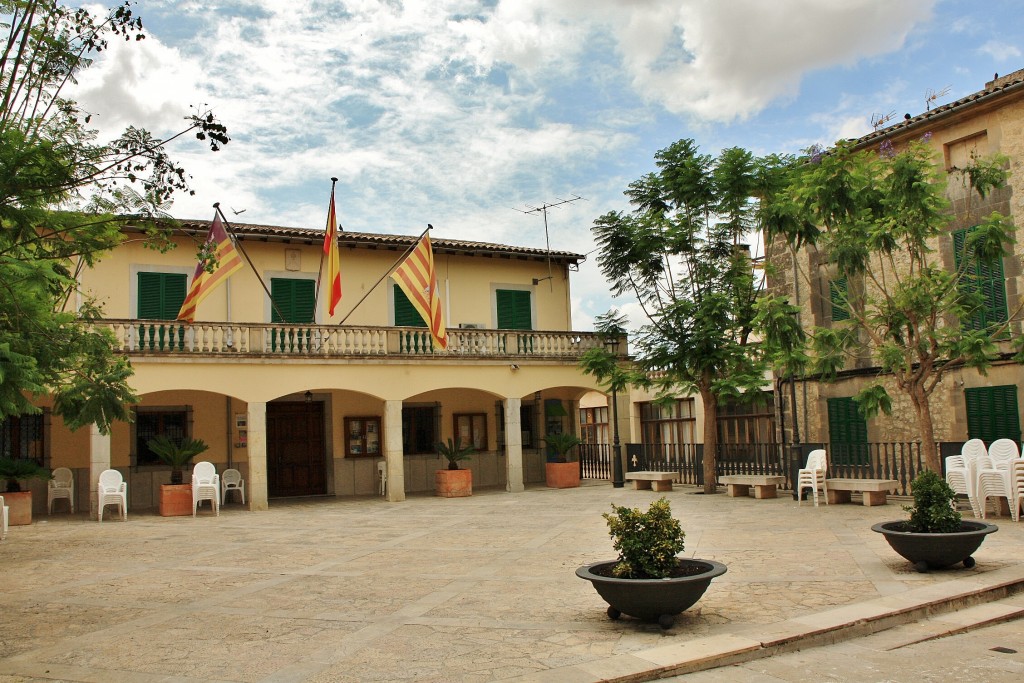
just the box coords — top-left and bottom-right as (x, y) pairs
(589, 139), (779, 493)
(0, 0), (229, 432)
(759, 138), (1021, 473)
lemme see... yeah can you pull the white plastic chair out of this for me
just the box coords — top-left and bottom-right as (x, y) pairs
(797, 449), (828, 507)
(97, 469), (127, 523)
(192, 461), (220, 516)
(977, 465), (1010, 519)
(377, 460), (387, 496)
(221, 468), (245, 505)
(945, 455), (974, 514)
(960, 440), (988, 516)
(988, 438), (1020, 464)
(48, 466), (75, 514)
(1010, 459), (1024, 523)
(1, 495), (8, 540)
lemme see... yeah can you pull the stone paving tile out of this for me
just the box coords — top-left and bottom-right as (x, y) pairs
(1, 484), (1022, 682)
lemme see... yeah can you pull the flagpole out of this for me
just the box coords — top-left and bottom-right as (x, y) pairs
(337, 224), (431, 326)
(315, 177), (338, 303)
(214, 203), (289, 323)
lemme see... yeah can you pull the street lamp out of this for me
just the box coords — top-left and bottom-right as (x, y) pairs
(605, 336), (625, 488)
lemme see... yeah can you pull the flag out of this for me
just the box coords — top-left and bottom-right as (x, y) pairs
(176, 214), (244, 322)
(322, 189), (343, 316)
(392, 231), (447, 349)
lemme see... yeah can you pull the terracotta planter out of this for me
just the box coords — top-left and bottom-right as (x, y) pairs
(435, 469), (472, 498)
(872, 520), (998, 571)
(4, 491), (33, 526)
(159, 484), (193, 516)
(545, 461), (581, 488)
(576, 558), (727, 630)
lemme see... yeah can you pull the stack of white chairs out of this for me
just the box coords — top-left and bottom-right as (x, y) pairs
(48, 466), (75, 514)
(952, 438), (987, 517)
(1, 494), (8, 540)
(97, 469), (127, 523)
(797, 449), (828, 507)
(1010, 459), (1024, 523)
(975, 439), (1021, 519)
(192, 461), (220, 516)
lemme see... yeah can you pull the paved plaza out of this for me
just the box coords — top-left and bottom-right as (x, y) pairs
(1, 481), (1023, 682)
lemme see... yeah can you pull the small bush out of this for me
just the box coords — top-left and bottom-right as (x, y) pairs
(603, 497), (685, 579)
(904, 469), (961, 533)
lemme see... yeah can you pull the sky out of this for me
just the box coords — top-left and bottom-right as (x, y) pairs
(71, 0), (1024, 332)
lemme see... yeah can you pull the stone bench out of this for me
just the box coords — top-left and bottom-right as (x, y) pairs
(624, 471), (677, 492)
(825, 478), (899, 506)
(719, 474), (786, 499)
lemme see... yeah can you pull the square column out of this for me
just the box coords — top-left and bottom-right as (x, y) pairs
(247, 402), (268, 510)
(384, 400), (406, 502)
(89, 424), (111, 521)
(504, 397), (524, 492)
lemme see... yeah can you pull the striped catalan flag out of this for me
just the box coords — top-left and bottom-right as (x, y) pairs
(322, 189), (342, 316)
(392, 230), (447, 349)
(176, 214), (244, 322)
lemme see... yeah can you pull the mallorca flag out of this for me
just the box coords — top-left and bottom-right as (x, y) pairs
(322, 189), (342, 316)
(176, 214), (244, 322)
(392, 230), (447, 349)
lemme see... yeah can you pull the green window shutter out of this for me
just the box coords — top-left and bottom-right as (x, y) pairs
(829, 277), (849, 322)
(827, 397), (868, 466)
(137, 272), (187, 320)
(393, 284), (427, 327)
(953, 227), (1008, 330)
(271, 278), (315, 324)
(496, 289), (532, 330)
(965, 385), (1021, 444)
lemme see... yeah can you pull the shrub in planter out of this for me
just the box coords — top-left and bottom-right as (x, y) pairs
(147, 436), (209, 485)
(905, 469), (961, 533)
(435, 437), (474, 497)
(0, 457), (51, 525)
(603, 497), (685, 578)
(542, 432), (582, 488)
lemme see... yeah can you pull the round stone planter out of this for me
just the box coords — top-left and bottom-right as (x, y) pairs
(576, 558), (727, 629)
(871, 520), (998, 572)
(544, 461), (581, 488)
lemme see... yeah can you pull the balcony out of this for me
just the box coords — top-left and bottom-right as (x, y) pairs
(97, 319), (611, 359)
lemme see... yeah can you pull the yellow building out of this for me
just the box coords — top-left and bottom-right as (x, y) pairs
(10, 219), (620, 516)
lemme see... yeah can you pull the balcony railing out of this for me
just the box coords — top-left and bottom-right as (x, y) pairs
(97, 319), (608, 359)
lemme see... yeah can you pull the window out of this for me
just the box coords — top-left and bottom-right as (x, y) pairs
(134, 408), (189, 466)
(402, 405), (438, 454)
(827, 397), (868, 466)
(394, 284), (427, 327)
(640, 400), (696, 447)
(496, 289), (532, 330)
(270, 278), (315, 324)
(454, 413), (487, 450)
(965, 385), (1021, 444)
(0, 413), (44, 464)
(829, 277), (850, 322)
(496, 402), (538, 449)
(953, 227), (1008, 331)
(579, 407), (609, 445)
(138, 272), (187, 320)
(717, 393), (776, 445)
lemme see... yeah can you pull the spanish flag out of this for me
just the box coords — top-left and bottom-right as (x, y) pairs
(322, 189), (342, 316)
(392, 230), (447, 349)
(176, 214), (243, 322)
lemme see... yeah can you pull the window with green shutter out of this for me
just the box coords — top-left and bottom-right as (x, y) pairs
(827, 397), (868, 466)
(496, 289), (532, 329)
(829, 277), (849, 322)
(393, 284), (427, 327)
(965, 385), (1021, 444)
(137, 272), (186, 350)
(270, 278), (315, 352)
(953, 227), (1008, 331)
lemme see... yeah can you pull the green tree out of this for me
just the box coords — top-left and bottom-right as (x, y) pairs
(760, 138), (1021, 473)
(0, 1), (229, 432)
(589, 140), (777, 493)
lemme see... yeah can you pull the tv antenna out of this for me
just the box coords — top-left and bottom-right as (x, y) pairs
(514, 194), (585, 289)
(925, 86), (951, 111)
(870, 110), (896, 130)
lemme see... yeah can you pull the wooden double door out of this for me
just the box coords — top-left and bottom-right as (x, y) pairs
(267, 401), (326, 497)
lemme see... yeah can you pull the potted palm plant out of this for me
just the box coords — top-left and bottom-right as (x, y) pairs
(435, 437), (474, 497)
(872, 469), (997, 572)
(542, 431), (582, 488)
(147, 435), (208, 516)
(576, 498), (726, 629)
(0, 457), (51, 525)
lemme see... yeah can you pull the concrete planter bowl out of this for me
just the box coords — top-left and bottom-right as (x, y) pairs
(871, 520), (998, 572)
(576, 558), (727, 629)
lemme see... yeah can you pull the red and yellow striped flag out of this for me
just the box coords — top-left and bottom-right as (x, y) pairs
(392, 231), (447, 349)
(177, 214), (243, 322)
(323, 189), (342, 316)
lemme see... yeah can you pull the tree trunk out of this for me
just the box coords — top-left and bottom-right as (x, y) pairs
(908, 384), (941, 473)
(701, 386), (718, 494)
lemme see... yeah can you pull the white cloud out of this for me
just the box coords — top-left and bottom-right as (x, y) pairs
(979, 40), (1022, 62)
